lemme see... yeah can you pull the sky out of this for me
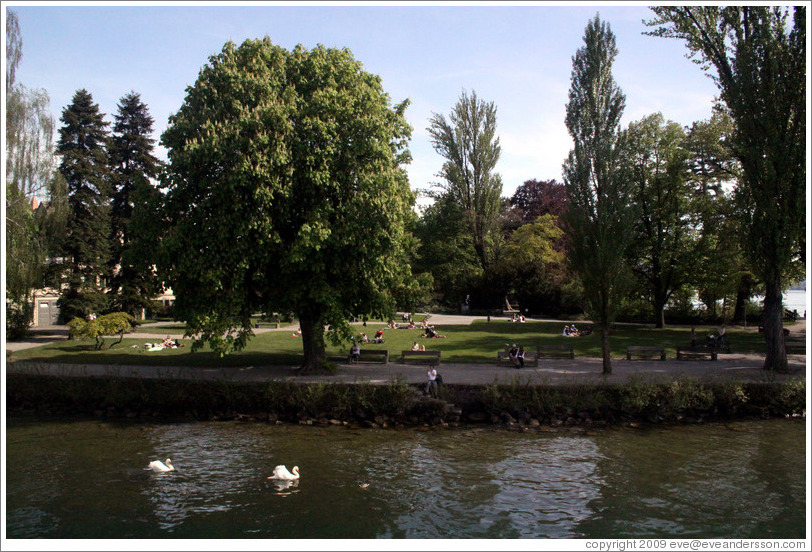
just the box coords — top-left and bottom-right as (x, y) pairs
(5, 1), (723, 204)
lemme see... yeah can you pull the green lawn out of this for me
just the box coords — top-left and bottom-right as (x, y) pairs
(10, 318), (794, 367)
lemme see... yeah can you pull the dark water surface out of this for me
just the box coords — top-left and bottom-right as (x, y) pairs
(4, 417), (807, 539)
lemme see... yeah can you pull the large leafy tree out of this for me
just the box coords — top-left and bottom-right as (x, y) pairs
(56, 89), (112, 321)
(427, 89), (503, 274)
(682, 110), (754, 323)
(107, 92), (162, 317)
(562, 14), (636, 374)
(159, 39), (414, 372)
(646, 6), (805, 371)
(624, 113), (695, 328)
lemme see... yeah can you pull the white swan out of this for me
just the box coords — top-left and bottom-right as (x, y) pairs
(268, 464), (299, 480)
(147, 458), (174, 472)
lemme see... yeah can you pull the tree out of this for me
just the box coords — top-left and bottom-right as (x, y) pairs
(5, 9), (61, 335)
(56, 89), (112, 321)
(624, 113), (695, 328)
(646, 6), (806, 371)
(159, 39), (414, 372)
(502, 214), (579, 317)
(682, 110), (754, 323)
(562, 14), (636, 374)
(66, 312), (136, 350)
(413, 196), (481, 309)
(426, 89), (503, 274)
(509, 179), (568, 224)
(108, 92), (162, 317)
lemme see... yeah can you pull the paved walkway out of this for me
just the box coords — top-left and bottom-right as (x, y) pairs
(5, 315), (806, 387)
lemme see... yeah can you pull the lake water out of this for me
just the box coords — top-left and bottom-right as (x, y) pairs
(4, 417), (807, 542)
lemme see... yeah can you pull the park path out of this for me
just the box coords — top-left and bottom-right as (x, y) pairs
(5, 315), (806, 387)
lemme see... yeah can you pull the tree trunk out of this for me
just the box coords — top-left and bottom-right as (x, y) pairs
(733, 274), (754, 325)
(652, 295), (666, 328)
(298, 310), (326, 373)
(761, 278), (788, 372)
(601, 325), (612, 374)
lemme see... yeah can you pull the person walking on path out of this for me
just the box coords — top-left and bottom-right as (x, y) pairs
(425, 365), (438, 397)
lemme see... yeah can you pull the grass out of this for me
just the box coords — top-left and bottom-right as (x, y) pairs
(9, 317), (791, 367)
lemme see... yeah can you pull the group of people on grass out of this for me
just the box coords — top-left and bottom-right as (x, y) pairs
(141, 335), (184, 351)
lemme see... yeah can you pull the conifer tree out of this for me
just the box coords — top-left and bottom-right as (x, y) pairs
(108, 92), (162, 317)
(56, 89), (112, 321)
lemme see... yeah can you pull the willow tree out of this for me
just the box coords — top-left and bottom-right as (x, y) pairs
(646, 6), (806, 372)
(5, 9), (61, 334)
(562, 15), (636, 374)
(159, 39), (414, 372)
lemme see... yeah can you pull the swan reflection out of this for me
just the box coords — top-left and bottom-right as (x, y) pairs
(268, 479), (300, 495)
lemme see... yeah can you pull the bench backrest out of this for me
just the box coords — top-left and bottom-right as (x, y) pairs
(402, 350), (441, 356)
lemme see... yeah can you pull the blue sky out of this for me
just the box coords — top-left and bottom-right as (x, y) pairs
(6, 2), (721, 203)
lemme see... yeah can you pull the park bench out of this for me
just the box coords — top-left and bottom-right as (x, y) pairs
(496, 350), (539, 367)
(676, 347), (717, 361)
(401, 350), (441, 365)
(351, 349), (389, 364)
(785, 340), (806, 355)
(537, 344), (575, 359)
(626, 345), (666, 361)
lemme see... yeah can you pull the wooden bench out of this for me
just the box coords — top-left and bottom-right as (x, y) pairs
(785, 341), (806, 355)
(401, 350), (441, 364)
(350, 349), (389, 364)
(496, 350), (539, 367)
(676, 347), (717, 361)
(538, 344), (574, 359)
(626, 345), (666, 360)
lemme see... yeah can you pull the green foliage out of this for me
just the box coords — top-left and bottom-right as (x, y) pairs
(775, 379), (805, 416)
(67, 312), (136, 350)
(108, 92), (163, 316)
(159, 38), (414, 370)
(5, 10), (60, 319)
(623, 113), (696, 328)
(666, 379), (715, 412)
(563, 14), (637, 372)
(56, 89), (112, 323)
(426, 89), (503, 275)
(412, 196), (481, 308)
(646, 6), (806, 370)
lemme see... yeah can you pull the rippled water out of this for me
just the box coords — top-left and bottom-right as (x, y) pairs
(5, 417), (807, 539)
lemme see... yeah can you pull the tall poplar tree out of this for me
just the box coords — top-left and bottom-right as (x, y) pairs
(108, 92), (162, 316)
(56, 89), (112, 321)
(562, 14), (636, 374)
(646, 6), (805, 371)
